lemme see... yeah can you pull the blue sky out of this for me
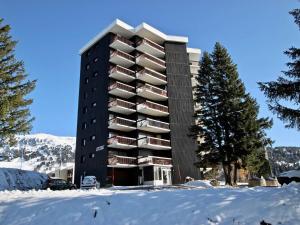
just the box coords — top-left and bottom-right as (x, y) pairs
(1, 0), (299, 146)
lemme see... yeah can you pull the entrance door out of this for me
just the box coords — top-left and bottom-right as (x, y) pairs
(162, 168), (171, 185)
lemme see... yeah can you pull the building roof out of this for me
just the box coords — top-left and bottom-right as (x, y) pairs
(79, 19), (190, 55)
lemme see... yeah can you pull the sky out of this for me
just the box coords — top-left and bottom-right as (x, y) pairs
(1, 0), (299, 146)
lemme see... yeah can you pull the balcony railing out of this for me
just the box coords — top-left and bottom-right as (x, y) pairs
(109, 98), (135, 110)
(138, 156), (172, 166)
(108, 135), (137, 146)
(111, 34), (134, 47)
(109, 65), (135, 78)
(140, 101), (168, 113)
(137, 118), (170, 133)
(138, 84), (167, 97)
(137, 53), (165, 67)
(147, 137), (170, 147)
(109, 81), (135, 93)
(108, 155), (137, 166)
(139, 68), (166, 81)
(136, 68), (167, 85)
(109, 117), (136, 128)
(142, 118), (169, 130)
(137, 38), (165, 52)
(138, 136), (171, 150)
(110, 50), (135, 62)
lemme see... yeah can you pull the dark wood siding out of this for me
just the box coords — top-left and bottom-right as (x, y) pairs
(164, 42), (201, 183)
(74, 34), (112, 186)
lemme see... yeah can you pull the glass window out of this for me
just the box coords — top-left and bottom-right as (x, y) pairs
(86, 64), (90, 70)
(94, 58), (99, 63)
(82, 107), (87, 114)
(82, 122), (87, 130)
(85, 78), (89, 84)
(93, 72), (98, 77)
(80, 156), (86, 163)
(83, 92), (88, 99)
(81, 139), (86, 147)
(91, 118), (96, 124)
(92, 102), (96, 107)
(92, 87), (97, 92)
(90, 135), (96, 141)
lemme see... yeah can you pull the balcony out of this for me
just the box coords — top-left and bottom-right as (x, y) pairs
(190, 66), (200, 75)
(191, 76), (198, 88)
(137, 83), (167, 101)
(136, 53), (166, 72)
(137, 118), (170, 133)
(108, 117), (136, 131)
(138, 136), (171, 150)
(108, 155), (137, 168)
(136, 38), (165, 58)
(109, 50), (135, 68)
(136, 68), (167, 85)
(108, 98), (136, 115)
(137, 100), (169, 117)
(107, 135), (137, 149)
(110, 34), (134, 53)
(108, 81), (135, 99)
(138, 156), (172, 167)
(109, 65), (135, 83)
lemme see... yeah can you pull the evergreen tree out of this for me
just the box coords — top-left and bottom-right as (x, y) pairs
(246, 148), (271, 178)
(259, 9), (300, 130)
(0, 18), (36, 147)
(192, 43), (272, 185)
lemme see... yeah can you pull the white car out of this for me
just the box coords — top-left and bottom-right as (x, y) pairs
(81, 176), (100, 189)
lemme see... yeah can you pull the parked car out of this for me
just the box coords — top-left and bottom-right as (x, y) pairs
(48, 178), (76, 190)
(81, 176), (100, 189)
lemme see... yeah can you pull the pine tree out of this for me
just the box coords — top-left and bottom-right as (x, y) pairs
(0, 18), (36, 147)
(259, 9), (300, 130)
(192, 42), (272, 185)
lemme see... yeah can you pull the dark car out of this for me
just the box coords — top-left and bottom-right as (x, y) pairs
(48, 178), (76, 190)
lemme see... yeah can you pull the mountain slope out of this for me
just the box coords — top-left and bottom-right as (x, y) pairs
(0, 134), (75, 173)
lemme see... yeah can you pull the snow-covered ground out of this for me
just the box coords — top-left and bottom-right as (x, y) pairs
(0, 183), (299, 225)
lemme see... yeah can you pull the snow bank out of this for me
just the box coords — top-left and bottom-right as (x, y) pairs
(1, 184), (299, 225)
(184, 180), (213, 188)
(280, 170), (300, 178)
(0, 168), (48, 191)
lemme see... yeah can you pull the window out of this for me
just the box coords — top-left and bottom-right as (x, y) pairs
(85, 78), (89, 84)
(92, 102), (97, 107)
(82, 122), (87, 130)
(80, 156), (86, 163)
(93, 58), (99, 63)
(89, 153), (95, 158)
(83, 92), (88, 99)
(87, 50), (91, 57)
(91, 118), (96, 124)
(81, 139), (86, 147)
(90, 135), (96, 141)
(82, 107), (88, 114)
(93, 72), (98, 77)
(86, 64), (90, 70)
(92, 87), (97, 92)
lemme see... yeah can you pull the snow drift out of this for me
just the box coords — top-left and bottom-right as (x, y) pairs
(0, 168), (48, 191)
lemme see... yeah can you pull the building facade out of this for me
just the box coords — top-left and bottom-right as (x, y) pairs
(74, 19), (201, 187)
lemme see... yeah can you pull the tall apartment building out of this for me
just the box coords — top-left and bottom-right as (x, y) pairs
(74, 19), (201, 187)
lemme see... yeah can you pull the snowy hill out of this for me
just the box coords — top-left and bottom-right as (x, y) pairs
(0, 183), (299, 225)
(267, 147), (300, 176)
(0, 134), (75, 173)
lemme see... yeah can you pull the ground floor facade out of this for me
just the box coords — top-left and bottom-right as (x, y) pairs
(107, 163), (172, 186)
